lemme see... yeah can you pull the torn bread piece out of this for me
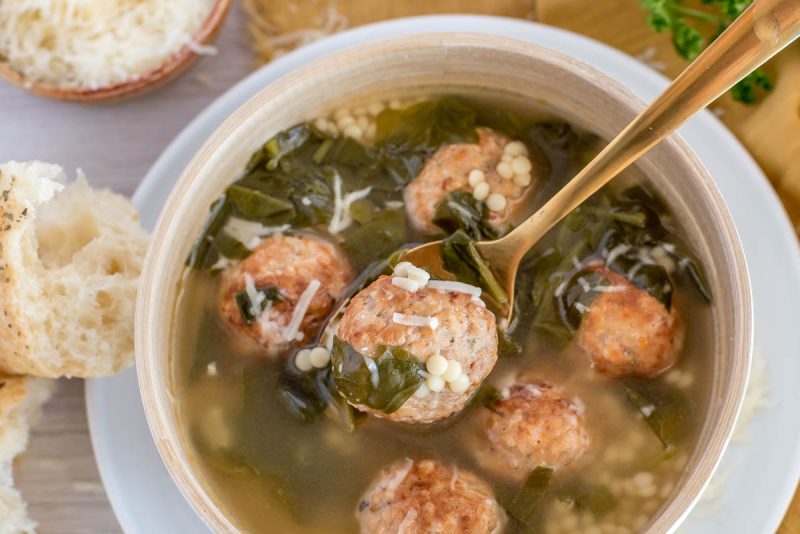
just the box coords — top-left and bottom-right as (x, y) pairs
(0, 374), (54, 534)
(0, 161), (148, 378)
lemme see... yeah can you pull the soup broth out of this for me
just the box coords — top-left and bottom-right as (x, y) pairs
(174, 95), (712, 533)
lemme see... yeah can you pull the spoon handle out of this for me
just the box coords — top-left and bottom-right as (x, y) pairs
(491, 0), (800, 264)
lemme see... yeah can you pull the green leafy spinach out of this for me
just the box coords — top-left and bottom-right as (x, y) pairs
(331, 337), (426, 414)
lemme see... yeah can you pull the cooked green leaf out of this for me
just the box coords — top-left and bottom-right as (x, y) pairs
(433, 191), (498, 241)
(375, 97), (479, 151)
(331, 337), (426, 414)
(226, 185), (295, 220)
(441, 230), (508, 307)
(187, 196), (233, 270)
(247, 124), (311, 171)
(507, 466), (554, 524)
(340, 208), (407, 271)
(235, 284), (282, 325)
(558, 269), (608, 330)
(559, 485), (618, 519)
(624, 380), (690, 452)
(279, 366), (329, 423)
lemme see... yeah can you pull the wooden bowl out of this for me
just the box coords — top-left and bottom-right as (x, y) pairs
(136, 34), (753, 533)
(0, 0), (231, 103)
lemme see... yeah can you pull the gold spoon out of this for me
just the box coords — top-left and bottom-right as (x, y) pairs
(400, 0), (800, 323)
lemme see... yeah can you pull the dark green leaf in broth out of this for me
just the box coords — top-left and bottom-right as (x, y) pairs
(331, 337), (426, 414)
(349, 198), (375, 225)
(623, 380), (689, 453)
(246, 124), (311, 171)
(375, 97), (479, 151)
(681, 256), (712, 302)
(226, 184), (295, 220)
(441, 230), (508, 307)
(340, 208), (407, 271)
(559, 485), (618, 519)
(433, 191), (499, 241)
(507, 466), (554, 524)
(469, 384), (502, 410)
(626, 263), (673, 310)
(187, 196), (233, 269)
(210, 232), (252, 263)
(235, 284), (282, 325)
(557, 269), (608, 331)
(318, 369), (367, 432)
(278, 366), (329, 423)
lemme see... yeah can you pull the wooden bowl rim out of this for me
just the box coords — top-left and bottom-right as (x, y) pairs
(0, 0), (232, 103)
(135, 32), (753, 534)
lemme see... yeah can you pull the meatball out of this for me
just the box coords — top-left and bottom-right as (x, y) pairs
(403, 127), (537, 234)
(218, 234), (353, 357)
(577, 267), (682, 377)
(357, 458), (506, 534)
(337, 275), (498, 424)
(471, 380), (589, 481)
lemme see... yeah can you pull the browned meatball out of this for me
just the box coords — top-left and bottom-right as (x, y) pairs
(578, 267), (682, 378)
(337, 275), (498, 424)
(218, 234), (353, 357)
(403, 127), (536, 234)
(357, 459), (506, 534)
(472, 380), (589, 481)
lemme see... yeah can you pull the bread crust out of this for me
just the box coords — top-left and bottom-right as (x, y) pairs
(0, 173), (38, 376)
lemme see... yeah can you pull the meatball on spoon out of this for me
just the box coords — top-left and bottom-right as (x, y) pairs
(400, 0), (800, 323)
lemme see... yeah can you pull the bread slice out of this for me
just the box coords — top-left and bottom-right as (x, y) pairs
(0, 161), (148, 378)
(0, 374), (54, 534)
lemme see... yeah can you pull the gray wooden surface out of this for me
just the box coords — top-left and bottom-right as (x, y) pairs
(1, 5), (255, 533)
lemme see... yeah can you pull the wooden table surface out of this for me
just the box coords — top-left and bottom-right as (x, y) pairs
(0, 2), (797, 533)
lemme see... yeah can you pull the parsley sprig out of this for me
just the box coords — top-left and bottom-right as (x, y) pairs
(640, 0), (773, 103)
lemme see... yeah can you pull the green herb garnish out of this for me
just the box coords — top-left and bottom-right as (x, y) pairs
(331, 337), (426, 414)
(639, 0), (772, 103)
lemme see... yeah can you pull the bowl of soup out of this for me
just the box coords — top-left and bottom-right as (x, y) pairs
(136, 33), (752, 533)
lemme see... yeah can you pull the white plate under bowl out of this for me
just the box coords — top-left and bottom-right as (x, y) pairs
(85, 15), (800, 534)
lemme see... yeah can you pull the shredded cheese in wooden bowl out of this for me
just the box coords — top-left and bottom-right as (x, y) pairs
(0, 0), (230, 101)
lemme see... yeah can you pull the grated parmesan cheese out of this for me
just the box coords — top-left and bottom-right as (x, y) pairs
(283, 279), (320, 341)
(0, 0), (215, 89)
(223, 218), (290, 249)
(243, 273), (266, 319)
(427, 280), (481, 297)
(392, 312), (438, 330)
(327, 172), (372, 234)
